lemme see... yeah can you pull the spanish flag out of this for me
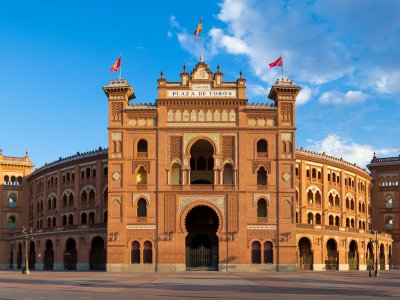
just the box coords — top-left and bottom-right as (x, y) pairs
(194, 19), (202, 41)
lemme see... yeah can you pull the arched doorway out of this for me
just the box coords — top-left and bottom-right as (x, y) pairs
(348, 240), (358, 270)
(326, 239), (338, 270)
(44, 239), (54, 270)
(189, 140), (215, 184)
(64, 238), (77, 270)
(366, 241), (374, 270)
(298, 237), (313, 270)
(185, 205), (219, 270)
(17, 243), (22, 269)
(380, 244), (385, 270)
(29, 241), (36, 270)
(89, 237), (106, 270)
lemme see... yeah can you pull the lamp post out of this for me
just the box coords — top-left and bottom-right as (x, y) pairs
(22, 226), (33, 274)
(371, 230), (381, 277)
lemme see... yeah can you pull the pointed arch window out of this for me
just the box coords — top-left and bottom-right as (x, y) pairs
(257, 167), (267, 186)
(257, 198), (268, 218)
(136, 166), (147, 185)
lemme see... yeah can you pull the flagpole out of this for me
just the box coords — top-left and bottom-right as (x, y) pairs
(200, 17), (204, 62)
(281, 52), (284, 79)
(119, 53), (122, 80)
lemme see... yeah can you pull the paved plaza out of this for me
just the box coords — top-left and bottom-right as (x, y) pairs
(0, 270), (398, 299)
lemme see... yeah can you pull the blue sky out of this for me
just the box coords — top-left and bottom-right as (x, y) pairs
(1, 0), (399, 169)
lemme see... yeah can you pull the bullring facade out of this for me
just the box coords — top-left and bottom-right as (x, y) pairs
(2, 61), (393, 272)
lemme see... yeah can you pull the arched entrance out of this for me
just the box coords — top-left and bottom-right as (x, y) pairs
(380, 244), (385, 270)
(64, 238), (77, 270)
(29, 241), (36, 270)
(348, 240), (358, 270)
(89, 237), (106, 270)
(326, 239), (338, 270)
(366, 241), (374, 270)
(17, 243), (22, 269)
(44, 239), (54, 270)
(298, 237), (313, 270)
(185, 205), (219, 270)
(189, 139), (215, 184)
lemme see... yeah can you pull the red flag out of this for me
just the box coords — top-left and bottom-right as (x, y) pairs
(110, 56), (121, 72)
(269, 56), (282, 69)
(194, 20), (202, 41)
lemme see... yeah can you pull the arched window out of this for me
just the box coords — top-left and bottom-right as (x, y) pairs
(81, 190), (88, 205)
(329, 215), (334, 225)
(170, 163), (182, 185)
(62, 194), (67, 207)
(386, 195), (393, 208)
(307, 190), (313, 204)
(350, 199), (355, 210)
(11, 176), (16, 185)
(346, 218), (350, 227)
(257, 198), (267, 218)
(308, 213), (313, 224)
(306, 169), (310, 177)
(103, 188), (108, 204)
(9, 193), (17, 208)
(81, 213), (87, 224)
(137, 139), (148, 154)
(143, 241), (153, 264)
(332, 173), (336, 182)
(257, 140), (268, 154)
(251, 241), (261, 264)
(137, 198), (147, 217)
(312, 168), (316, 178)
(315, 213), (321, 225)
(264, 242), (273, 264)
(52, 217), (56, 227)
(17, 176), (22, 185)
(335, 216), (340, 226)
(92, 169), (96, 178)
(8, 215), (16, 229)
(136, 166), (147, 185)
(257, 167), (267, 185)
(131, 241), (140, 264)
(315, 191), (321, 205)
(88, 190), (95, 204)
(317, 171), (321, 179)
(223, 163), (234, 185)
(68, 194), (74, 207)
(68, 214), (74, 225)
(335, 195), (340, 207)
(386, 216), (394, 230)
(346, 197), (350, 209)
(328, 173), (331, 181)
(4, 175), (9, 185)
(328, 194), (334, 206)
(351, 219), (355, 228)
(86, 167), (91, 178)
(89, 212), (95, 224)
(62, 215), (67, 226)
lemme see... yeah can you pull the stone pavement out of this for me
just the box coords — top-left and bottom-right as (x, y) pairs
(0, 270), (398, 299)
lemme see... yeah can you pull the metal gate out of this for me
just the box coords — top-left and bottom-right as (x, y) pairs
(325, 258), (338, 270)
(348, 258), (358, 270)
(186, 246), (218, 271)
(298, 255), (313, 270)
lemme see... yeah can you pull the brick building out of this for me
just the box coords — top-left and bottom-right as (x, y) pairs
(2, 61), (393, 272)
(368, 155), (399, 268)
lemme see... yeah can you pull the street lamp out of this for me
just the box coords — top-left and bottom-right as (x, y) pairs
(22, 226), (33, 274)
(371, 230), (381, 277)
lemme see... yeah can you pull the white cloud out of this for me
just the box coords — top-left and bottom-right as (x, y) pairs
(320, 90), (368, 105)
(306, 134), (400, 168)
(247, 83), (270, 99)
(296, 86), (312, 105)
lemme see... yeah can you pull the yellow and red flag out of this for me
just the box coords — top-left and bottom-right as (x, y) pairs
(194, 19), (202, 41)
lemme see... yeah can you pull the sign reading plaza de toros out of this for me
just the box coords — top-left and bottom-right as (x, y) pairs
(166, 84), (236, 98)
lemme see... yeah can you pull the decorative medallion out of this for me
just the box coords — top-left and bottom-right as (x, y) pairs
(282, 172), (291, 181)
(112, 171), (121, 181)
